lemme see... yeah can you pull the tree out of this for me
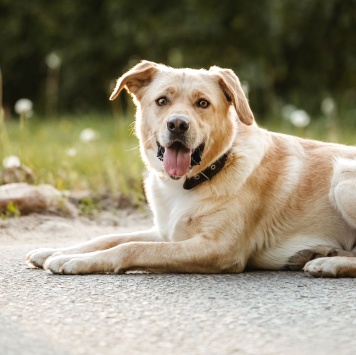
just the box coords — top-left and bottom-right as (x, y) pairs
(1, 0), (355, 117)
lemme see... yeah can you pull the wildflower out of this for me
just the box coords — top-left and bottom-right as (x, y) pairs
(321, 97), (336, 117)
(45, 52), (61, 70)
(3, 155), (21, 168)
(289, 110), (311, 128)
(80, 128), (97, 143)
(14, 99), (33, 118)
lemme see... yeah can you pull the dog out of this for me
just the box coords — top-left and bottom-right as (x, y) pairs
(26, 60), (356, 277)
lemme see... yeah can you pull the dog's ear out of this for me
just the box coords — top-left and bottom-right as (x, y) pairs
(210, 66), (254, 126)
(109, 60), (158, 101)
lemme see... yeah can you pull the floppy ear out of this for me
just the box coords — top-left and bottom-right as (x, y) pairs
(210, 66), (254, 126)
(109, 60), (158, 101)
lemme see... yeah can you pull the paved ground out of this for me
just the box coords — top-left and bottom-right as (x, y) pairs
(1, 214), (356, 355)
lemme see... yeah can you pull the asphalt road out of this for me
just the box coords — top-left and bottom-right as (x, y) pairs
(1, 216), (356, 355)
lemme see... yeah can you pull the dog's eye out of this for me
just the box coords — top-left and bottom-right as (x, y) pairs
(156, 97), (168, 106)
(197, 99), (210, 108)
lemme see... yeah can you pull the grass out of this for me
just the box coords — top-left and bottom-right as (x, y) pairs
(1, 111), (356, 207)
(0, 114), (145, 204)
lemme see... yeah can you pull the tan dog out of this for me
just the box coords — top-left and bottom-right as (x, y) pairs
(26, 61), (356, 277)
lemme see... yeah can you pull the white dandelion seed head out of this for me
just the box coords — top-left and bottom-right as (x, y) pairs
(80, 128), (97, 143)
(3, 155), (21, 168)
(45, 52), (61, 69)
(321, 97), (336, 116)
(289, 110), (311, 128)
(14, 99), (33, 117)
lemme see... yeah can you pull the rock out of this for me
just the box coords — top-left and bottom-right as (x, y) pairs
(1, 166), (35, 184)
(0, 183), (77, 217)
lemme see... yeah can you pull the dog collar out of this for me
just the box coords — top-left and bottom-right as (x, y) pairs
(183, 152), (229, 190)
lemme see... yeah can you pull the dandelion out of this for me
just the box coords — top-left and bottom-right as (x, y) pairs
(80, 128), (97, 143)
(45, 52), (61, 70)
(14, 98), (33, 131)
(45, 52), (61, 119)
(321, 97), (337, 140)
(3, 155), (21, 168)
(14, 98), (33, 118)
(321, 97), (336, 117)
(289, 110), (311, 128)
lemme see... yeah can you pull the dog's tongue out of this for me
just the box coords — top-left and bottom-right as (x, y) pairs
(163, 145), (191, 178)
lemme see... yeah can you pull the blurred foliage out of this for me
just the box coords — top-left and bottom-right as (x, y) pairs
(0, 0), (355, 118)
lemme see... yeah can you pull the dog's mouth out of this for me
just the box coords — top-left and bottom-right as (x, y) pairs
(157, 141), (205, 179)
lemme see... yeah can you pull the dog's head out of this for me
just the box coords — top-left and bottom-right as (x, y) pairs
(110, 60), (254, 179)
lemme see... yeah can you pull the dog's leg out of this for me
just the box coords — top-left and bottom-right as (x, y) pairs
(43, 236), (244, 275)
(301, 158), (356, 277)
(26, 229), (161, 269)
(287, 246), (356, 271)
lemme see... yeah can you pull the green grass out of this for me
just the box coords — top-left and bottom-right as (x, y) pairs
(0, 114), (145, 203)
(1, 113), (356, 206)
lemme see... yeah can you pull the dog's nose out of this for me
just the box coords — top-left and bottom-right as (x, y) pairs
(167, 116), (190, 134)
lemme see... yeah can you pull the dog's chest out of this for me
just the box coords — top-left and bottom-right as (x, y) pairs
(149, 177), (201, 241)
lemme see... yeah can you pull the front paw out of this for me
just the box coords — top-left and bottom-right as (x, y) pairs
(287, 249), (316, 270)
(287, 246), (338, 271)
(304, 256), (344, 277)
(44, 254), (103, 275)
(25, 248), (63, 268)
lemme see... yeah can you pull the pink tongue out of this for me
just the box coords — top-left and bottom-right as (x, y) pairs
(163, 146), (191, 177)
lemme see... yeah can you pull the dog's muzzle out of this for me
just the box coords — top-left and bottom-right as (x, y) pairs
(155, 115), (204, 179)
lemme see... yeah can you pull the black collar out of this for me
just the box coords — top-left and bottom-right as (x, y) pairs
(183, 152), (229, 190)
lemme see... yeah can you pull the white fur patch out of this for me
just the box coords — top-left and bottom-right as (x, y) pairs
(248, 236), (339, 270)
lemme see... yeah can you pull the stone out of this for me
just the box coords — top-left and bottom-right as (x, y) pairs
(0, 183), (77, 217)
(1, 166), (35, 184)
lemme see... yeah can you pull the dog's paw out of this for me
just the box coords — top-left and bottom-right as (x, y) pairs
(25, 248), (63, 268)
(303, 257), (337, 277)
(44, 254), (81, 274)
(287, 249), (316, 270)
(44, 253), (105, 275)
(287, 246), (339, 271)
(303, 256), (356, 278)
